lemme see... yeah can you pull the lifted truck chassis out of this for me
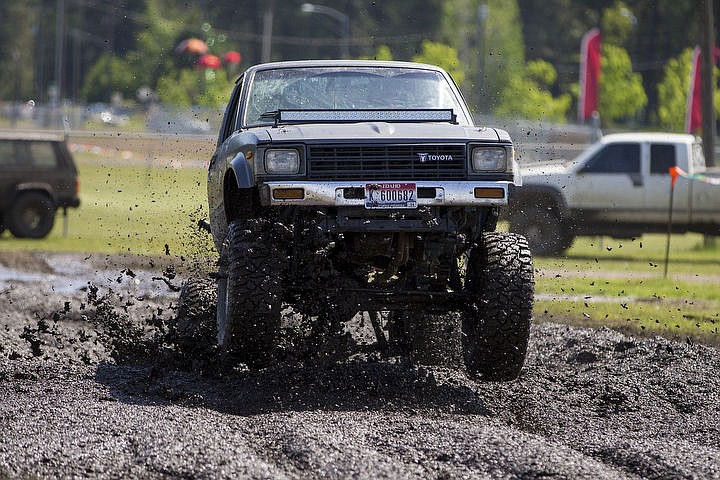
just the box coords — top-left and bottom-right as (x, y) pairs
(187, 60), (535, 380)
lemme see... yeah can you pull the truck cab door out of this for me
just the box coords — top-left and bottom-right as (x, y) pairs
(642, 142), (690, 224)
(573, 142), (644, 223)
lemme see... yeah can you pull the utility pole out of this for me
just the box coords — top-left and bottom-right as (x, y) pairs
(52, 0), (65, 129)
(701, 0), (715, 166)
(11, 48), (20, 127)
(701, 0), (718, 246)
(261, 0), (275, 63)
(54, 0), (65, 101)
(475, 3), (488, 114)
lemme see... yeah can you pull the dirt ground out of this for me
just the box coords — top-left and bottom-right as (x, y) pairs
(1, 250), (720, 479)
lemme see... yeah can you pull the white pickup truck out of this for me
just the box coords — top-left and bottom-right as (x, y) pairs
(507, 132), (720, 255)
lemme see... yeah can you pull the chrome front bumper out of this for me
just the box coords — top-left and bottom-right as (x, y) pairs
(261, 180), (510, 207)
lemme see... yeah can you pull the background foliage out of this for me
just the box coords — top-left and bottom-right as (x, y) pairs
(0, 0), (714, 129)
(496, 60), (571, 122)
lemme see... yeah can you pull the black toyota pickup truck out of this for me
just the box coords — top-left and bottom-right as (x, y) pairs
(198, 60), (534, 380)
(0, 132), (80, 238)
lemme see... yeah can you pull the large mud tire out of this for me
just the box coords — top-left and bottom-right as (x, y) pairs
(8, 192), (56, 239)
(216, 219), (283, 367)
(176, 277), (217, 336)
(464, 232), (534, 381)
(509, 206), (573, 257)
(170, 276), (217, 356)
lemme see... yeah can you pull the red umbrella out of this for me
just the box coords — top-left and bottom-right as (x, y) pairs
(175, 38), (209, 55)
(197, 54), (221, 69)
(222, 51), (242, 64)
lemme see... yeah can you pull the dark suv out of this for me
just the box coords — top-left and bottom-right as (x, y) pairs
(201, 60), (534, 380)
(0, 132), (80, 238)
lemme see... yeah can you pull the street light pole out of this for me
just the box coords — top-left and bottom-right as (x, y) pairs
(301, 3), (350, 59)
(476, 3), (488, 113)
(54, 0), (65, 102)
(261, 0), (275, 63)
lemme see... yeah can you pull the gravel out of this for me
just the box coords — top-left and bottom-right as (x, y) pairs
(1, 252), (719, 479)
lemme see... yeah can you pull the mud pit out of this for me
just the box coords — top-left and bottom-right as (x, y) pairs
(1, 251), (720, 479)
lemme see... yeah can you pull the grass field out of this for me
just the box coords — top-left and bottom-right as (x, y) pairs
(2, 148), (719, 345)
(533, 233), (720, 345)
(0, 152), (215, 259)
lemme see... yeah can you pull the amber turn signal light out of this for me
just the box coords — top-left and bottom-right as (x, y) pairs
(273, 188), (305, 200)
(474, 187), (505, 199)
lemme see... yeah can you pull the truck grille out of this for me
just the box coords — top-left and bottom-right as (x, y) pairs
(307, 144), (467, 180)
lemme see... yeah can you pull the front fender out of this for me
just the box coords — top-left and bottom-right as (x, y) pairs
(14, 183), (57, 204)
(229, 153), (254, 189)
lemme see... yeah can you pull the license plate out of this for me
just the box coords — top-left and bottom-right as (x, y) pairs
(365, 182), (417, 209)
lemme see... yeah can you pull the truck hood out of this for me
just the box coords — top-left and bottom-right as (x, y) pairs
(260, 122), (509, 143)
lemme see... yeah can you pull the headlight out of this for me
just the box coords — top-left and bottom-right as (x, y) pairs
(471, 147), (507, 172)
(265, 148), (300, 174)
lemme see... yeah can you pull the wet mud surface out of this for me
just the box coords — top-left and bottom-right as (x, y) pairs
(1, 251), (720, 479)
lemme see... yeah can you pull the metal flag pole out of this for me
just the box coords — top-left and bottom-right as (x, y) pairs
(664, 167), (680, 278)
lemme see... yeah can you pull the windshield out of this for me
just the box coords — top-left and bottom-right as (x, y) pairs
(242, 66), (469, 127)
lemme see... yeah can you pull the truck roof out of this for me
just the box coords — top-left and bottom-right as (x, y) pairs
(600, 132), (699, 145)
(237, 60), (451, 85)
(243, 59), (448, 72)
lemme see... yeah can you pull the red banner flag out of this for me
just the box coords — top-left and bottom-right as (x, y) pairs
(578, 28), (602, 122)
(686, 46), (720, 134)
(685, 47), (702, 134)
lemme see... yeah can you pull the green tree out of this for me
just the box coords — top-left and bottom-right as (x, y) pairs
(81, 0), (240, 107)
(411, 41), (465, 86)
(625, 0), (698, 124)
(198, 69), (234, 108)
(358, 45), (394, 61)
(440, 0), (525, 113)
(81, 54), (140, 103)
(352, 0), (446, 61)
(517, 0), (699, 126)
(657, 47), (720, 132)
(0, 2), (35, 101)
(600, 1), (635, 46)
(124, 0), (186, 90)
(518, 0), (608, 98)
(496, 59), (571, 122)
(156, 68), (233, 108)
(657, 48), (694, 132)
(599, 44), (647, 124)
(482, 0), (525, 105)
